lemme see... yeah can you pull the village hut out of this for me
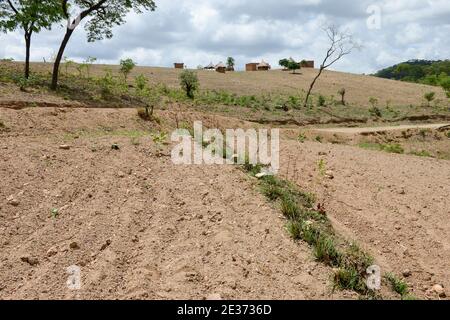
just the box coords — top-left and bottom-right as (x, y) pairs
(245, 63), (258, 71)
(215, 62), (226, 73)
(257, 60), (271, 71)
(300, 60), (315, 68)
(204, 62), (215, 70)
(174, 63), (184, 69)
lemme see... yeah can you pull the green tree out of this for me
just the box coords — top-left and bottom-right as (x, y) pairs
(0, 0), (63, 78)
(179, 69), (199, 99)
(120, 58), (136, 80)
(279, 58), (289, 69)
(226, 57), (235, 70)
(51, 0), (157, 90)
(287, 59), (300, 74)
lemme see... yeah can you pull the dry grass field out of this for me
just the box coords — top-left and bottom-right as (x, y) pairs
(9, 61), (448, 108)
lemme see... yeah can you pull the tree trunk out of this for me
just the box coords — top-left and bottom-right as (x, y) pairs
(51, 28), (74, 90)
(303, 68), (324, 108)
(24, 32), (31, 79)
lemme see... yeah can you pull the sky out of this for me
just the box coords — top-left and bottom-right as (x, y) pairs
(1, 0), (449, 74)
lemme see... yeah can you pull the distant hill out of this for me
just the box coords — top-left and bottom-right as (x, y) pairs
(374, 59), (450, 95)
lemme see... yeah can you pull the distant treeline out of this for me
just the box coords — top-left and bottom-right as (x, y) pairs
(374, 59), (450, 93)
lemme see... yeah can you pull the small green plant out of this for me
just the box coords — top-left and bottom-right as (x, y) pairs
(317, 95), (326, 107)
(150, 131), (168, 154)
(97, 71), (116, 99)
(424, 92), (435, 106)
(63, 57), (76, 75)
(385, 273), (410, 298)
(382, 143), (404, 154)
(120, 58), (136, 80)
(318, 159), (327, 176)
(315, 135), (323, 143)
(51, 208), (59, 219)
(446, 131), (450, 139)
(410, 150), (432, 158)
(0, 119), (6, 130)
(135, 74), (148, 91)
(298, 132), (307, 143)
(179, 70), (199, 99)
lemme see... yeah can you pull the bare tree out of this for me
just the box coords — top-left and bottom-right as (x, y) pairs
(303, 25), (360, 108)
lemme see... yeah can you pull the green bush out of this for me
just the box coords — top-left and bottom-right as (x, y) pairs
(179, 70), (199, 99)
(120, 58), (137, 80)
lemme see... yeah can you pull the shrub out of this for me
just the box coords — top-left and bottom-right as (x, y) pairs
(179, 70), (199, 99)
(424, 92), (435, 106)
(385, 273), (409, 297)
(369, 106), (382, 117)
(317, 95), (326, 107)
(120, 58), (137, 80)
(135, 74), (148, 91)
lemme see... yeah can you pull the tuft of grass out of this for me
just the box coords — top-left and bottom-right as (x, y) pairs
(248, 169), (376, 297)
(358, 142), (404, 154)
(385, 273), (410, 298)
(298, 132), (307, 143)
(409, 150), (432, 158)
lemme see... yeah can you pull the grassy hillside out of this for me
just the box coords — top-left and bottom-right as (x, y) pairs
(2, 61), (448, 108)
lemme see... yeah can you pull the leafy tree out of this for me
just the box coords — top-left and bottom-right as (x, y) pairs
(279, 58), (300, 74)
(279, 58), (289, 69)
(51, 0), (157, 90)
(120, 58), (136, 80)
(226, 57), (235, 70)
(0, 0), (63, 78)
(179, 69), (199, 99)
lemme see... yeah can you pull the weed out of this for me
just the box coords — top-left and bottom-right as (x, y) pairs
(385, 273), (410, 298)
(51, 208), (59, 219)
(318, 159), (327, 176)
(315, 135), (323, 143)
(314, 234), (341, 265)
(317, 95), (326, 107)
(298, 132), (306, 143)
(359, 142), (404, 154)
(410, 150), (432, 158)
(280, 196), (301, 220)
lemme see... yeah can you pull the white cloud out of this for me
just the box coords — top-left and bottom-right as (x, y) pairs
(0, 0), (448, 73)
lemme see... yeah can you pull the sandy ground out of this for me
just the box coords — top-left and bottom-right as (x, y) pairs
(0, 107), (347, 300)
(279, 140), (450, 300)
(313, 123), (450, 134)
(1, 106), (448, 300)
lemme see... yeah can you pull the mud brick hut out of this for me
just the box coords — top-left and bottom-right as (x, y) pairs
(300, 60), (315, 68)
(246, 62), (258, 71)
(215, 62), (226, 73)
(174, 63), (184, 69)
(257, 60), (271, 71)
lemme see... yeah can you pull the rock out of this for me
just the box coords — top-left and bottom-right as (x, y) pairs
(255, 172), (267, 179)
(402, 270), (412, 277)
(432, 284), (446, 297)
(46, 247), (58, 257)
(69, 241), (80, 250)
(206, 293), (222, 300)
(20, 255), (39, 266)
(59, 145), (71, 150)
(7, 196), (19, 206)
(325, 170), (334, 179)
(100, 240), (112, 251)
(117, 171), (125, 178)
(111, 144), (120, 150)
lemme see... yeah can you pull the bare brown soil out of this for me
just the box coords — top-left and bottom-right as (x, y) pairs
(1, 107), (354, 300)
(279, 140), (450, 300)
(1, 106), (448, 300)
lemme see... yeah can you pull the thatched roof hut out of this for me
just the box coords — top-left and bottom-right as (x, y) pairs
(257, 60), (271, 71)
(215, 62), (226, 73)
(204, 62), (215, 70)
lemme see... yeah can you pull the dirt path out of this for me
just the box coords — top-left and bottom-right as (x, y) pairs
(313, 123), (450, 134)
(0, 107), (345, 300)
